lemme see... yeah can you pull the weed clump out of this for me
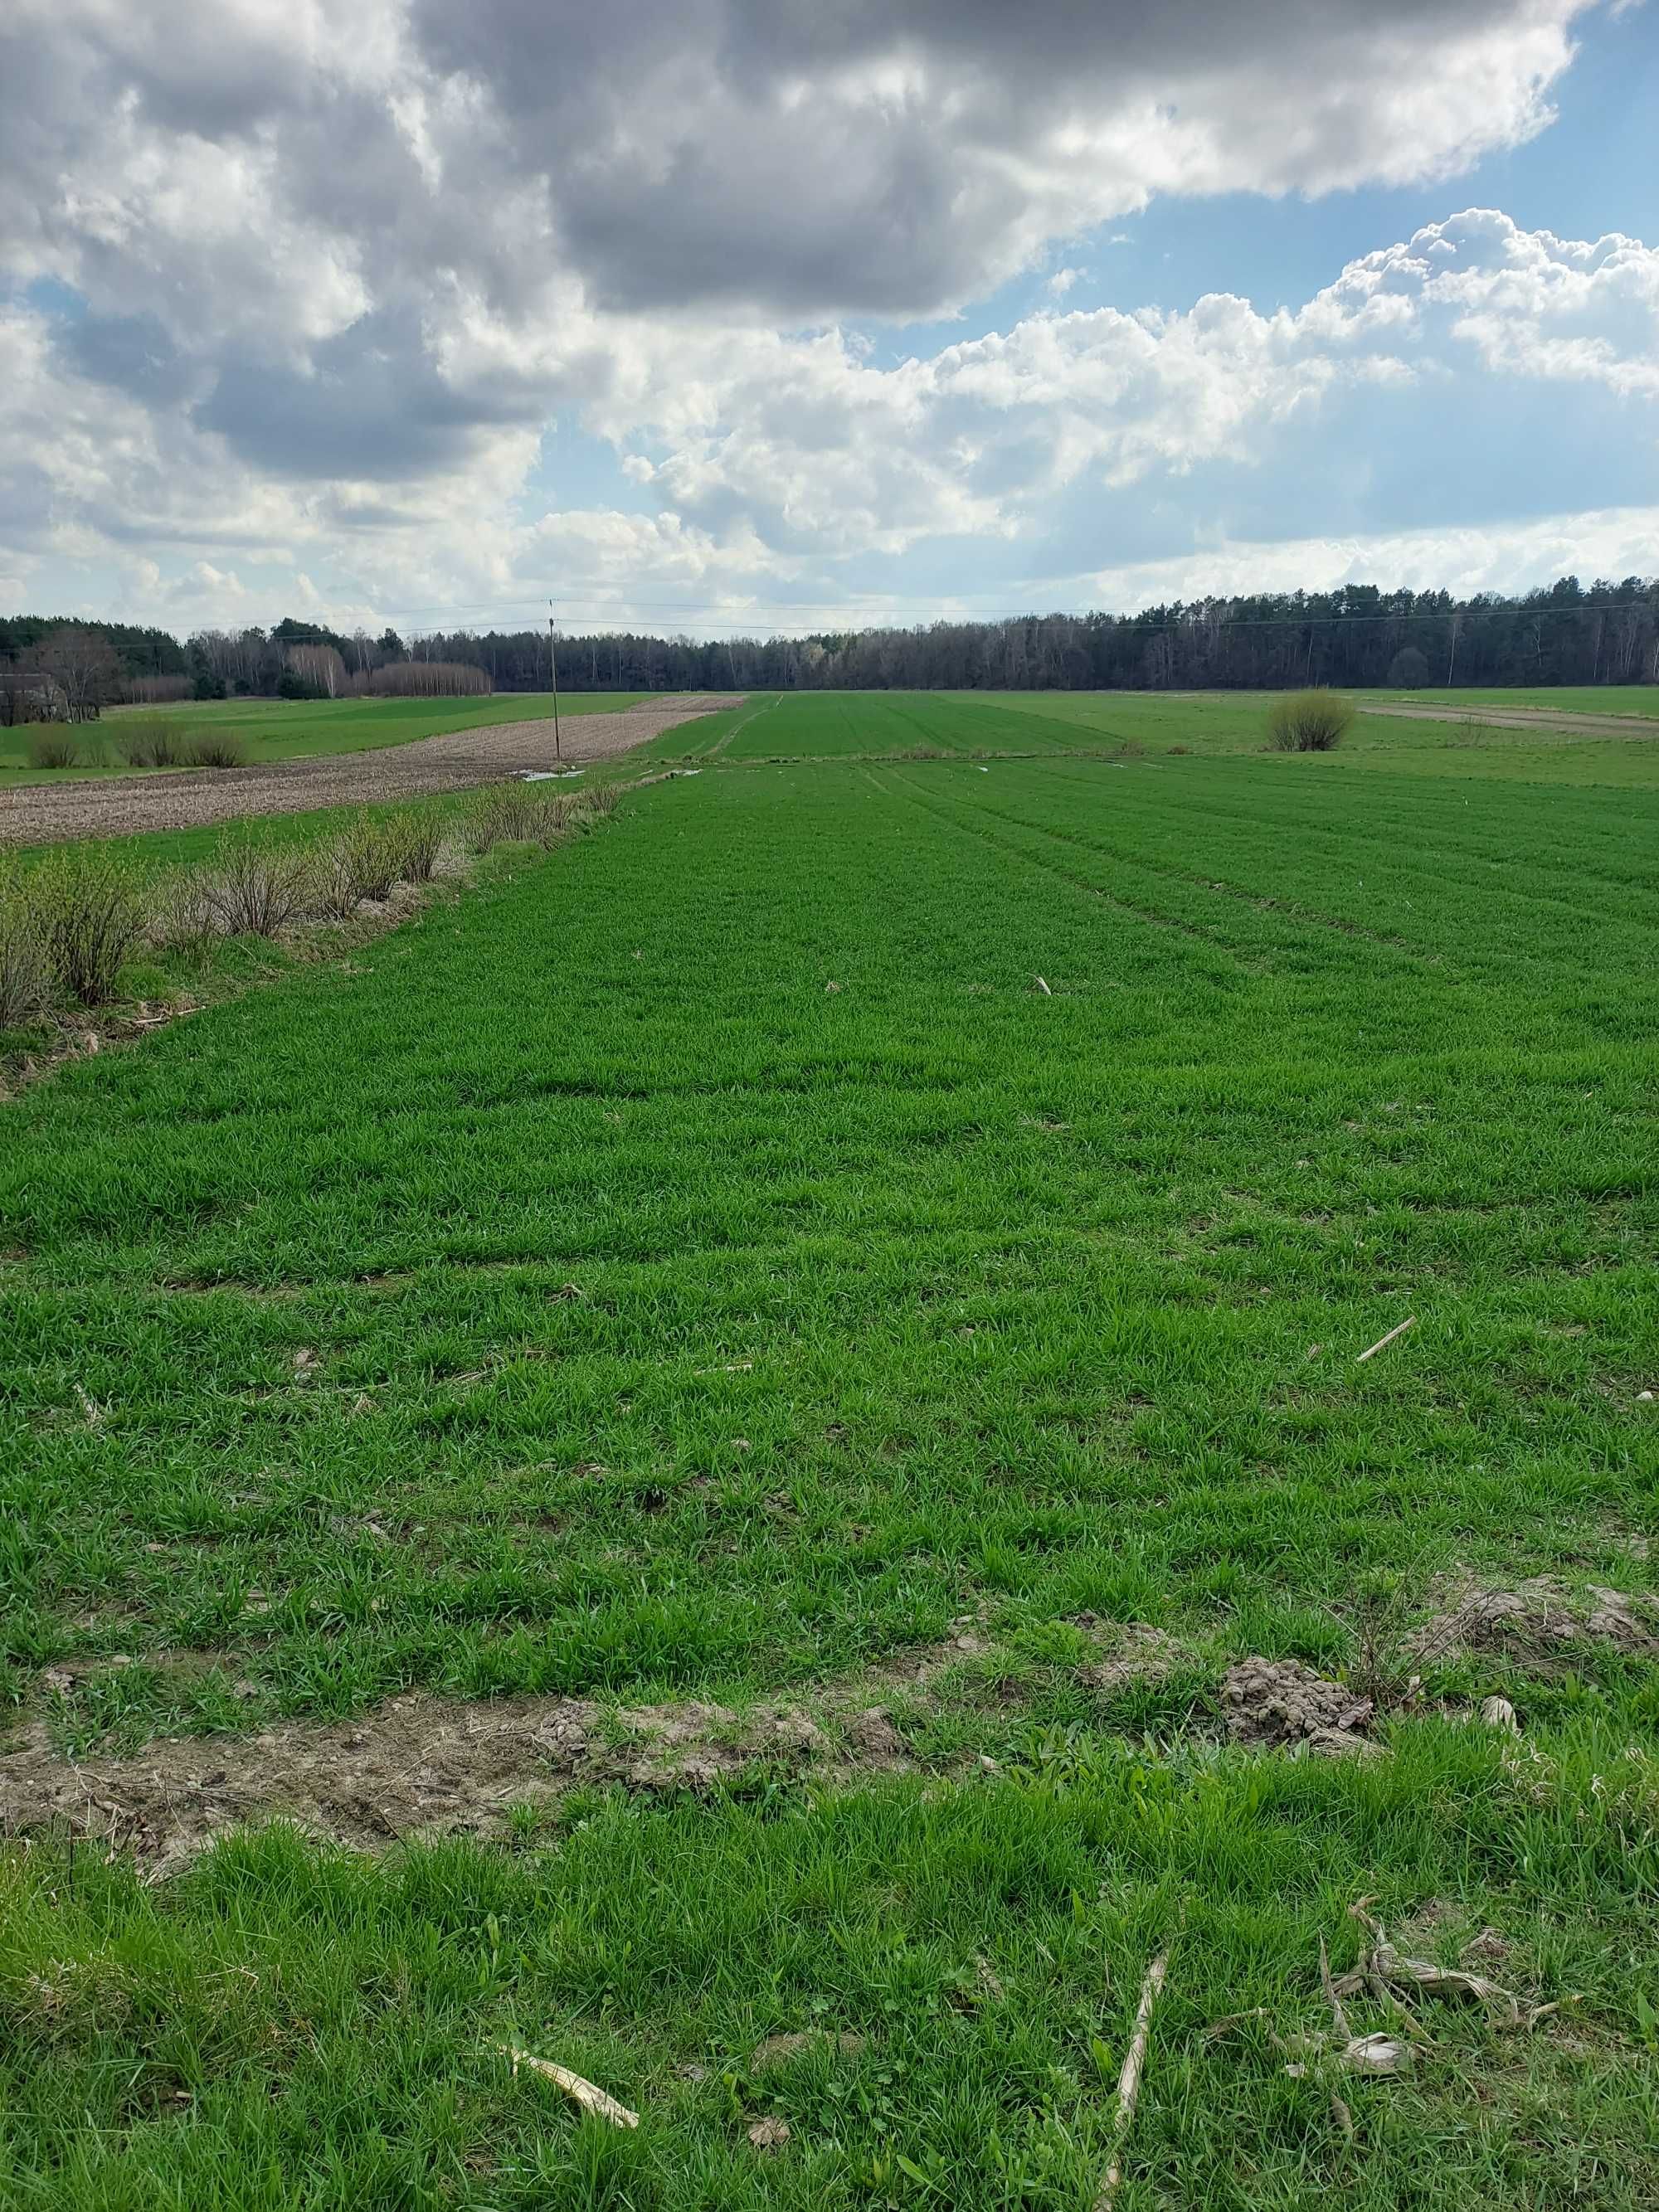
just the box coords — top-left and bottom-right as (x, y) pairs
(203, 833), (309, 938)
(26, 730), (83, 771)
(0, 865), (51, 1025)
(27, 848), (147, 1004)
(1266, 689), (1354, 751)
(119, 720), (191, 769)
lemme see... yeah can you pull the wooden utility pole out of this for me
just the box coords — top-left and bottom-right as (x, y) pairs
(548, 601), (562, 761)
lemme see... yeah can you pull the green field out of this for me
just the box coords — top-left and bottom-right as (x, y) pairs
(0, 690), (645, 780)
(645, 688), (1659, 786)
(1365, 685), (1659, 719)
(3, 695), (1658, 2205)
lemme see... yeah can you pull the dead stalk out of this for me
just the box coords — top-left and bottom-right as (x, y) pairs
(1356, 1315), (1416, 1364)
(1094, 1949), (1169, 2212)
(499, 2045), (640, 2128)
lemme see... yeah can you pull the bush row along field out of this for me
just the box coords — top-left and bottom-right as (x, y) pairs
(0, 781), (617, 1045)
(642, 688), (1659, 784)
(0, 690), (646, 779)
(2, 702), (1657, 2203)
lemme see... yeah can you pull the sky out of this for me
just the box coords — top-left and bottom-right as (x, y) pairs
(1, 0), (1657, 642)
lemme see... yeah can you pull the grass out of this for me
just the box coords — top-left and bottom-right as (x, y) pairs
(638, 690), (1659, 787)
(1365, 684), (1659, 719)
(0, 692), (649, 780)
(2, 694), (1657, 2203)
(5, 1751), (1657, 2209)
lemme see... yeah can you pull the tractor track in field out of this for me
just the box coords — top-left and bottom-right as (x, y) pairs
(0, 1624), (1186, 1864)
(1365, 699), (1659, 736)
(0, 695), (747, 845)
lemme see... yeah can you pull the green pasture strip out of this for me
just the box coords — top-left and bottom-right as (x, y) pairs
(3, 1750), (1657, 2210)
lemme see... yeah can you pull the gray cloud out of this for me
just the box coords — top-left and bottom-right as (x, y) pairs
(55, 311), (196, 406)
(193, 311), (548, 480)
(412, 0), (1593, 316)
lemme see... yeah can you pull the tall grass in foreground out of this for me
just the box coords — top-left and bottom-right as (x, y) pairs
(2, 780), (610, 1027)
(26, 848), (147, 1004)
(0, 863), (51, 1023)
(1266, 688), (1354, 751)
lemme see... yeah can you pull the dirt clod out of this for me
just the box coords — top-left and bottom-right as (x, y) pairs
(1076, 1622), (1184, 1695)
(1222, 1657), (1377, 1757)
(1413, 1579), (1659, 1666)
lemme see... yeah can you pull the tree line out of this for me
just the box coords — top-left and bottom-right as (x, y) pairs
(3, 575), (1656, 721)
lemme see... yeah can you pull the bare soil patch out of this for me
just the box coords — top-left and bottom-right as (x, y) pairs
(1365, 700), (1659, 737)
(1409, 1577), (1659, 1668)
(0, 696), (744, 846)
(0, 1620), (1178, 1864)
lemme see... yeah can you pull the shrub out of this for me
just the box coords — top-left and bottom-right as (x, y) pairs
(28, 848), (147, 1005)
(204, 832), (309, 938)
(1266, 689), (1354, 751)
(0, 865), (51, 1025)
(183, 733), (248, 769)
(148, 871), (221, 958)
(584, 782), (620, 816)
(119, 719), (190, 769)
(464, 782), (542, 853)
(388, 810), (445, 882)
(26, 729), (81, 771)
(312, 813), (406, 919)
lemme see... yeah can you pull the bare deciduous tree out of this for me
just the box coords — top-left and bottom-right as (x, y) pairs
(28, 628), (122, 722)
